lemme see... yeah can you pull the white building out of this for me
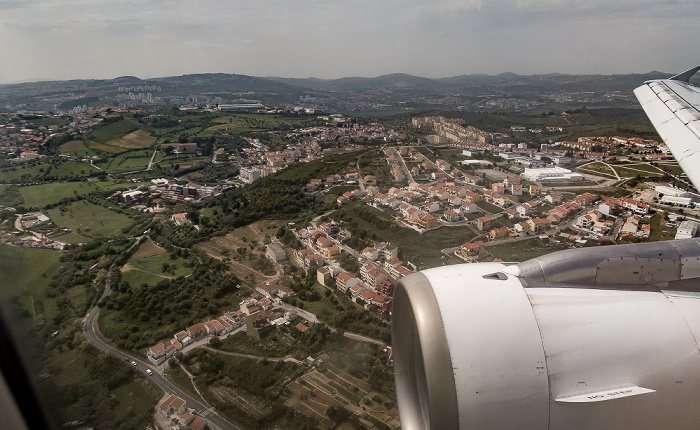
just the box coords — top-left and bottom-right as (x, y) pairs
(655, 185), (689, 198)
(676, 220), (699, 240)
(661, 195), (693, 207)
(521, 167), (584, 182)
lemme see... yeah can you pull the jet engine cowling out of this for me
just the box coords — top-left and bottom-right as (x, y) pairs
(392, 238), (700, 429)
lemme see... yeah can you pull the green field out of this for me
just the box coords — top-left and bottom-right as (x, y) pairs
(98, 150), (152, 173)
(577, 162), (617, 178)
(611, 164), (664, 177)
(110, 380), (156, 417)
(0, 160), (100, 183)
(107, 129), (156, 149)
(88, 117), (141, 143)
(87, 140), (127, 153)
(0, 184), (23, 207)
(51, 231), (90, 244)
(0, 245), (62, 324)
(46, 200), (134, 239)
(59, 140), (99, 157)
(121, 252), (192, 288)
(19, 180), (137, 207)
(30, 117), (71, 127)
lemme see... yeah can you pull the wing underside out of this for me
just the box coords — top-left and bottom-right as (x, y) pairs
(634, 66), (700, 191)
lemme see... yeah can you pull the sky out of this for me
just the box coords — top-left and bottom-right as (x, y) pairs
(0, 0), (698, 84)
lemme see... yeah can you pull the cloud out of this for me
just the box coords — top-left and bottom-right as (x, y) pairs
(1, 0), (698, 82)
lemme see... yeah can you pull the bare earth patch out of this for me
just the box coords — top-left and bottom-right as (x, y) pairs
(107, 130), (155, 149)
(131, 238), (166, 259)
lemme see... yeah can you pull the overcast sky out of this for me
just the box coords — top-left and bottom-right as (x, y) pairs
(0, 0), (697, 84)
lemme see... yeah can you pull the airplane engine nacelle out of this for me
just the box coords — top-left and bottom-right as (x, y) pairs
(393, 238), (700, 429)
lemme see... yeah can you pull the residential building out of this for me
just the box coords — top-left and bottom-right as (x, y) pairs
(476, 216), (491, 231)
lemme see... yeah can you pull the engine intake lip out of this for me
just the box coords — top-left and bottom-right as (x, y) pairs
(393, 272), (459, 430)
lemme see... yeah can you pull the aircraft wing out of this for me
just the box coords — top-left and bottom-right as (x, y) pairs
(634, 66), (700, 191)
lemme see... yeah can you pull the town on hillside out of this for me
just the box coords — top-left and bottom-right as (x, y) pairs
(3, 103), (700, 430)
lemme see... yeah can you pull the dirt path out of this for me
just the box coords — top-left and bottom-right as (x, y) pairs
(178, 363), (210, 407)
(29, 295), (36, 321)
(198, 244), (276, 282)
(201, 346), (302, 364)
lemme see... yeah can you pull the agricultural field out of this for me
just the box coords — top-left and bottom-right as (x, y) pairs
(98, 149), (152, 173)
(283, 345), (398, 429)
(59, 139), (99, 157)
(46, 200), (134, 239)
(86, 140), (127, 153)
(131, 238), (166, 259)
(106, 129), (156, 149)
(87, 117), (141, 143)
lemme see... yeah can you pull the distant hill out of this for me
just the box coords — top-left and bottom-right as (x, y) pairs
(1, 70), (693, 114)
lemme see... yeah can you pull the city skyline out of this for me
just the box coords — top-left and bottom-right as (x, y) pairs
(1, 0), (698, 84)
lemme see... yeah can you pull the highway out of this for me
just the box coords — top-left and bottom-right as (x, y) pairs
(82, 263), (240, 430)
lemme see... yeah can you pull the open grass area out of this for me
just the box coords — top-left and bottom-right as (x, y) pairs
(106, 129), (155, 149)
(46, 200), (134, 239)
(125, 252), (192, 281)
(215, 331), (292, 357)
(50, 349), (90, 386)
(59, 140), (99, 157)
(485, 237), (569, 262)
(86, 140), (127, 153)
(476, 200), (504, 214)
(0, 245), (62, 325)
(611, 164), (664, 178)
(656, 162), (684, 176)
(110, 380), (157, 417)
(647, 214), (676, 242)
(0, 160), (99, 183)
(52, 231), (90, 244)
(119, 268), (170, 288)
(0, 184), (23, 207)
(19, 180), (135, 207)
(30, 117), (71, 127)
(88, 117), (141, 143)
(577, 162), (617, 178)
(98, 149), (152, 173)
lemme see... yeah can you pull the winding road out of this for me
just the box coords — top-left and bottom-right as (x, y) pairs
(82, 261), (240, 430)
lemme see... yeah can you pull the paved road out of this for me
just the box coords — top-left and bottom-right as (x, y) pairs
(82, 264), (241, 430)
